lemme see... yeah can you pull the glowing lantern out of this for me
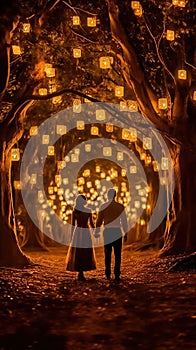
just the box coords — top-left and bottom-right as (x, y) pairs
(38, 191), (44, 203)
(152, 161), (159, 172)
(134, 201), (140, 208)
(178, 69), (187, 80)
(45, 67), (55, 78)
(11, 148), (20, 161)
(127, 100), (138, 112)
(178, 0), (186, 7)
(103, 147), (112, 156)
(172, 0), (178, 4)
(91, 126), (99, 135)
(22, 23), (30, 33)
(87, 17), (96, 27)
(52, 96), (62, 104)
(84, 95), (92, 103)
(140, 219), (145, 226)
(39, 88), (47, 95)
(87, 181), (92, 188)
(57, 161), (66, 170)
(115, 86), (124, 97)
(193, 91), (196, 100)
(73, 16), (80, 25)
(14, 181), (21, 190)
(85, 144), (91, 152)
(12, 45), (21, 55)
(106, 124), (113, 132)
(122, 128), (130, 140)
(30, 126), (38, 136)
(161, 157), (169, 170)
(56, 125), (67, 135)
(140, 153), (146, 161)
(73, 49), (81, 58)
(71, 154), (79, 162)
(55, 175), (62, 185)
(129, 128), (137, 141)
(134, 5), (143, 16)
(101, 172), (106, 178)
(166, 30), (175, 41)
(117, 152), (123, 161)
(30, 174), (37, 184)
(78, 177), (85, 185)
(63, 178), (69, 185)
(73, 99), (82, 113)
(96, 165), (100, 172)
(131, 1), (140, 9)
(143, 137), (152, 150)
(145, 155), (152, 165)
(120, 101), (128, 111)
(158, 98), (168, 110)
(96, 109), (105, 121)
(99, 57), (111, 69)
(42, 135), (49, 144)
(48, 146), (55, 156)
(48, 187), (53, 194)
(121, 169), (127, 176)
(49, 85), (56, 93)
(77, 120), (85, 130)
(130, 165), (137, 174)
(83, 169), (90, 177)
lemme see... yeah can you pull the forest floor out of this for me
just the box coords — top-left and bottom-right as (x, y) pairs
(0, 245), (195, 350)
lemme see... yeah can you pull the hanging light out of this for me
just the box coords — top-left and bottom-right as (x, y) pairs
(158, 98), (168, 110)
(71, 154), (79, 162)
(99, 57), (111, 69)
(73, 49), (81, 58)
(73, 99), (82, 113)
(161, 157), (169, 170)
(39, 88), (47, 95)
(55, 175), (62, 185)
(129, 128), (137, 141)
(83, 169), (90, 177)
(178, 69), (187, 80)
(96, 109), (105, 121)
(12, 45), (21, 55)
(45, 67), (55, 78)
(121, 169), (126, 176)
(103, 147), (112, 156)
(52, 96), (62, 104)
(115, 86), (124, 97)
(48, 146), (55, 156)
(117, 152), (123, 161)
(56, 125), (67, 135)
(166, 30), (175, 41)
(172, 0), (178, 4)
(14, 181), (21, 190)
(73, 16), (80, 25)
(131, 1), (140, 9)
(152, 161), (159, 172)
(87, 17), (96, 27)
(127, 100), (138, 112)
(130, 165), (137, 174)
(11, 148), (20, 161)
(77, 120), (85, 130)
(119, 101), (128, 111)
(143, 137), (152, 150)
(193, 91), (196, 100)
(106, 124), (113, 132)
(178, 0), (186, 7)
(91, 126), (99, 135)
(122, 128), (130, 140)
(42, 135), (49, 144)
(22, 23), (30, 33)
(85, 144), (91, 152)
(30, 174), (37, 184)
(29, 126), (38, 136)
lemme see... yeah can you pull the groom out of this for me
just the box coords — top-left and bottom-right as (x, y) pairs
(95, 189), (128, 280)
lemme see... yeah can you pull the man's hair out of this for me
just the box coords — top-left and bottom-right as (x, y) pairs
(107, 188), (117, 200)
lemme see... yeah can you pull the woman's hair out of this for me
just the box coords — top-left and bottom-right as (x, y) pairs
(75, 194), (87, 211)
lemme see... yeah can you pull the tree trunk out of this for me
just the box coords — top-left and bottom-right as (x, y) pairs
(0, 142), (31, 266)
(161, 145), (196, 256)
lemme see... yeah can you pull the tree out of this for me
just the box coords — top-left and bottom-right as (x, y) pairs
(0, 0), (195, 266)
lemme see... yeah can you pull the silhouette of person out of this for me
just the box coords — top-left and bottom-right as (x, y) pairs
(66, 194), (96, 280)
(95, 189), (128, 280)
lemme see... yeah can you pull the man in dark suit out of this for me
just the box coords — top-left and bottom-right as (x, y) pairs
(95, 188), (128, 280)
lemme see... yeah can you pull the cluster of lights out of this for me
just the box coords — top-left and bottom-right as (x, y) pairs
(172, 0), (186, 7)
(131, 1), (143, 16)
(72, 16), (97, 27)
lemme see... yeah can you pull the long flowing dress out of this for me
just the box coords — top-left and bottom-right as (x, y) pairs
(66, 208), (96, 272)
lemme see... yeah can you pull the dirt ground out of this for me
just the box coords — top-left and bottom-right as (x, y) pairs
(0, 246), (195, 350)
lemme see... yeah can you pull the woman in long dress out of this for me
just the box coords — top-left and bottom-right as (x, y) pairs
(66, 194), (96, 280)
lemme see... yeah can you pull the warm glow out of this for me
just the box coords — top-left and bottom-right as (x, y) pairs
(166, 30), (175, 41)
(29, 126), (38, 136)
(178, 0), (186, 7)
(115, 86), (124, 97)
(71, 154), (79, 162)
(178, 69), (187, 80)
(73, 49), (81, 58)
(193, 91), (196, 100)
(134, 5), (143, 16)
(85, 144), (91, 152)
(161, 157), (169, 170)
(78, 177), (85, 185)
(103, 147), (112, 156)
(11, 148), (20, 161)
(77, 120), (85, 130)
(48, 146), (55, 156)
(129, 128), (137, 141)
(99, 57), (111, 69)
(14, 181), (21, 190)
(122, 128), (130, 140)
(96, 109), (106, 121)
(72, 16), (80, 25)
(87, 17), (96, 27)
(158, 98), (168, 110)
(56, 125), (67, 135)
(127, 100), (138, 112)
(30, 174), (37, 185)
(12, 45), (21, 55)
(91, 126), (99, 135)
(106, 124), (113, 132)
(121, 169), (126, 176)
(52, 96), (62, 104)
(22, 23), (31, 33)
(130, 165), (137, 174)
(55, 175), (62, 185)
(73, 99), (82, 113)
(143, 137), (152, 150)
(119, 101), (128, 111)
(117, 152), (123, 160)
(83, 169), (90, 177)
(131, 1), (140, 9)
(45, 67), (55, 78)
(39, 88), (47, 95)
(152, 161), (159, 172)
(42, 135), (49, 144)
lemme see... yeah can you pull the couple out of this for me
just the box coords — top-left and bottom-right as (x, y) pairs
(66, 188), (128, 281)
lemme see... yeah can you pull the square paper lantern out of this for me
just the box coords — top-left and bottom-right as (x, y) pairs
(71, 154), (79, 162)
(121, 169), (127, 176)
(52, 96), (62, 104)
(63, 178), (69, 185)
(87, 17), (96, 27)
(161, 157), (169, 170)
(14, 181), (21, 190)
(106, 124), (113, 132)
(78, 177), (85, 185)
(103, 147), (112, 156)
(166, 30), (175, 41)
(91, 126), (99, 135)
(158, 98), (168, 110)
(178, 70), (187, 80)
(129, 128), (137, 142)
(11, 148), (20, 161)
(77, 120), (85, 130)
(127, 100), (138, 112)
(99, 56), (111, 69)
(12, 45), (21, 55)
(85, 144), (91, 152)
(96, 165), (100, 172)
(56, 125), (67, 135)
(39, 88), (47, 95)
(48, 146), (55, 156)
(178, 0), (186, 7)
(130, 165), (137, 174)
(42, 135), (49, 144)
(152, 161), (159, 172)
(73, 16), (80, 25)
(55, 175), (62, 185)
(117, 152), (123, 161)
(122, 128), (130, 140)
(83, 169), (90, 177)
(115, 86), (124, 97)
(45, 67), (55, 77)
(131, 1), (140, 9)
(30, 126), (38, 136)
(22, 23), (30, 33)
(120, 101), (128, 111)
(96, 109), (105, 121)
(143, 137), (152, 150)
(73, 49), (81, 58)
(73, 99), (82, 113)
